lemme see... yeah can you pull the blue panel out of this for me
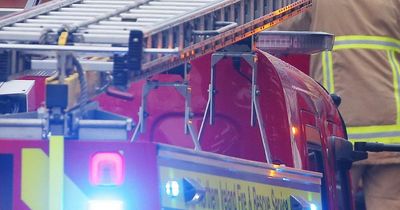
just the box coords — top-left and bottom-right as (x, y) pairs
(0, 154), (13, 210)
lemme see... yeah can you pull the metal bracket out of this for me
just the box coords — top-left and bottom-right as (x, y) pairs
(198, 51), (272, 163)
(131, 63), (201, 150)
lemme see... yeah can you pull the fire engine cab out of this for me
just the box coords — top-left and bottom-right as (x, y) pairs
(0, 0), (386, 209)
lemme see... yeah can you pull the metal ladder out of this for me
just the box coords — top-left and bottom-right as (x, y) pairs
(0, 0), (311, 81)
(0, 0), (311, 142)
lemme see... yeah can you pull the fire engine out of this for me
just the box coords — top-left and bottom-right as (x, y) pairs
(0, 0), (395, 210)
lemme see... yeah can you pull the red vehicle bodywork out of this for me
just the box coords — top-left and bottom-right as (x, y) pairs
(0, 50), (349, 209)
(95, 50), (348, 209)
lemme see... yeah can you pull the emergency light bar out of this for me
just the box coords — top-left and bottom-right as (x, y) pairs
(256, 31), (334, 54)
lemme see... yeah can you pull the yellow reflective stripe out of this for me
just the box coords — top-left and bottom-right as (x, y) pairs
(347, 124), (400, 143)
(334, 44), (400, 51)
(321, 52), (328, 89)
(327, 51), (334, 92)
(21, 149), (49, 210)
(348, 124), (400, 133)
(321, 51), (334, 93)
(22, 146), (88, 209)
(49, 135), (64, 210)
(333, 35), (400, 51)
(335, 35), (400, 44)
(388, 50), (400, 124)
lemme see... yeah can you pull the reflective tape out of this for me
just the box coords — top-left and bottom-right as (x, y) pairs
(388, 50), (400, 124)
(49, 135), (64, 210)
(21, 146), (88, 210)
(348, 125), (400, 143)
(22, 149), (49, 210)
(321, 51), (334, 93)
(334, 35), (400, 52)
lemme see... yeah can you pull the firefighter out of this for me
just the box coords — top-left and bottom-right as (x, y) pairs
(273, 0), (400, 209)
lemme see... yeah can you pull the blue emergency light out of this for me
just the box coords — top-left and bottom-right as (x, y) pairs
(88, 200), (123, 210)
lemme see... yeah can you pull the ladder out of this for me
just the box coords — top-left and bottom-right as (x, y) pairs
(0, 0), (311, 82)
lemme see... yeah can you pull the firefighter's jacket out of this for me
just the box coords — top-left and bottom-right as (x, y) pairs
(275, 0), (400, 163)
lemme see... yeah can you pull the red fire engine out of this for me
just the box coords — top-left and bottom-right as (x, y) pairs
(0, 0), (395, 210)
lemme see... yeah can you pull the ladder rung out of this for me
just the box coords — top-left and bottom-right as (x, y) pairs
(124, 9), (183, 14)
(2, 27), (47, 32)
(0, 31), (42, 41)
(119, 13), (175, 19)
(60, 7), (115, 12)
(13, 22), (62, 28)
(71, 4), (128, 9)
(25, 19), (82, 24)
(37, 15), (91, 20)
(78, 29), (133, 35)
(98, 20), (160, 25)
(136, 5), (195, 10)
(148, 1), (207, 6)
(83, 25), (146, 32)
(48, 11), (101, 16)
(82, 0), (135, 4)
(79, 33), (130, 44)
(86, 24), (149, 30)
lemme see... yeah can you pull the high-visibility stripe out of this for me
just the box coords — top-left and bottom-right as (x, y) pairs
(348, 124), (400, 143)
(21, 149), (49, 210)
(49, 135), (64, 210)
(335, 35), (400, 43)
(321, 52), (328, 89)
(388, 50), (400, 124)
(334, 43), (400, 52)
(348, 124), (400, 133)
(321, 51), (334, 93)
(334, 35), (400, 52)
(21, 146), (88, 210)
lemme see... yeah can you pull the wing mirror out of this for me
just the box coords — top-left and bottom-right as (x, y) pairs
(329, 136), (367, 171)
